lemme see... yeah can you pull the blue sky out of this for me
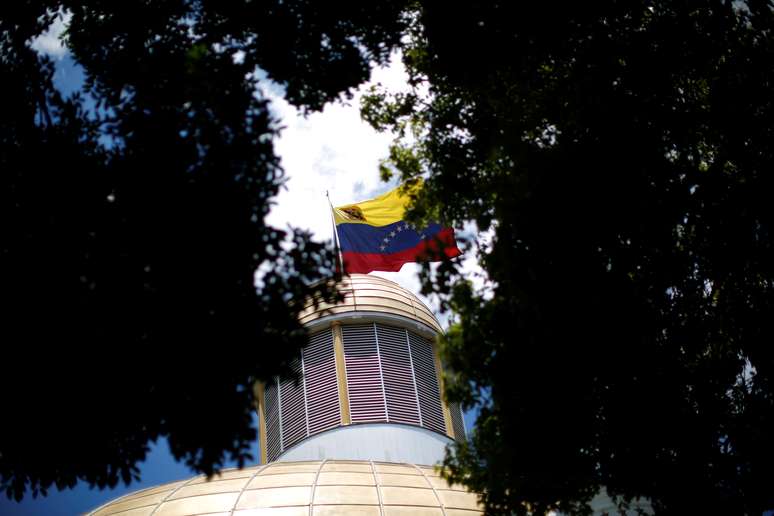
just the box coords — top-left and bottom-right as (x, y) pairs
(0, 439), (211, 515)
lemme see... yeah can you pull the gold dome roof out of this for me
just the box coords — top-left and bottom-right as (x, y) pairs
(88, 460), (481, 515)
(299, 274), (442, 334)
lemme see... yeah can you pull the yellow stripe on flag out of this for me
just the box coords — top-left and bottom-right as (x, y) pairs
(333, 182), (421, 227)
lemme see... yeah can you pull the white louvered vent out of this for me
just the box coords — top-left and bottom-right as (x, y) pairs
(264, 323), (453, 461)
(342, 324), (387, 423)
(302, 329), (339, 434)
(279, 358), (307, 449)
(408, 331), (447, 435)
(377, 325), (421, 426)
(264, 379), (282, 462)
(449, 401), (467, 441)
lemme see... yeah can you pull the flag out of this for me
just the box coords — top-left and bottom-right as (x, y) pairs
(333, 183), (461, 274)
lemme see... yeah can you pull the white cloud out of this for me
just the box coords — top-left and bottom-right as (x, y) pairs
(264, 53), (411, 242)
(265, 52), (490, 321)
(266, 94), (395, 242)
(29, 10), (72, 59)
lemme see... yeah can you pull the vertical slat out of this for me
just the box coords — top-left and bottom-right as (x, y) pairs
(449, 401), (467, 442)
(377, 324), (421, 426)
(279, 358), (308, 449)
(409, 332), (447, 435)
(332, 322), (351, 425)
(373, 323), (390, 422)
(303, 329), (340, 435)
(433, 341), (456, 438)
(300, 351), (311, 437)
(255, 382), (268, 464)
(406, 329), (423, 427)
(277, 377), (283, 450)
(342, 324), (387, 422)
(264, 379), (282, 462)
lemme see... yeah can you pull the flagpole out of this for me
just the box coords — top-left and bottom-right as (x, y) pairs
(327, 191), (345, 277)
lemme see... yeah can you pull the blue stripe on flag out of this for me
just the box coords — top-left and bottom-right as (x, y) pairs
(337, 221), (445, 254)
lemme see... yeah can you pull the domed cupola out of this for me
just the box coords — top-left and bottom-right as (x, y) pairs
(87, 274), (483, 516)
(256, 274), (466, 465)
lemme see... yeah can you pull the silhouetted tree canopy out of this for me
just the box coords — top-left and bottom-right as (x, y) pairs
(363, 1), (774, 514)
(5, 1), (774, 514)
(0, 0), (408, 502)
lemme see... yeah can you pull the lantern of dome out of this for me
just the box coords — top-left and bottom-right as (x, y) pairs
(257, 274), (465, 466)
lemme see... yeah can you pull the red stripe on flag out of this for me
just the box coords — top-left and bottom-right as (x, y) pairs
(342, 228), (461, 274)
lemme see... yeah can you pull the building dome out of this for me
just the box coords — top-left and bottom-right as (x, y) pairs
(299, 273), (442, 334)
(259, 273), (465, 465)
(89, 274), (478, 515)
(88, 460), (481, 516)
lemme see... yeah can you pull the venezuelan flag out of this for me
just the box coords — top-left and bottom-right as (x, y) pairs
(333, 184), (461, 274)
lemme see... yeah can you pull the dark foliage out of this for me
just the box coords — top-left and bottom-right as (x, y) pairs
(363, 1), (774, 514)
(0, 0), (408, 501)
(5, 0), (774, 513)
